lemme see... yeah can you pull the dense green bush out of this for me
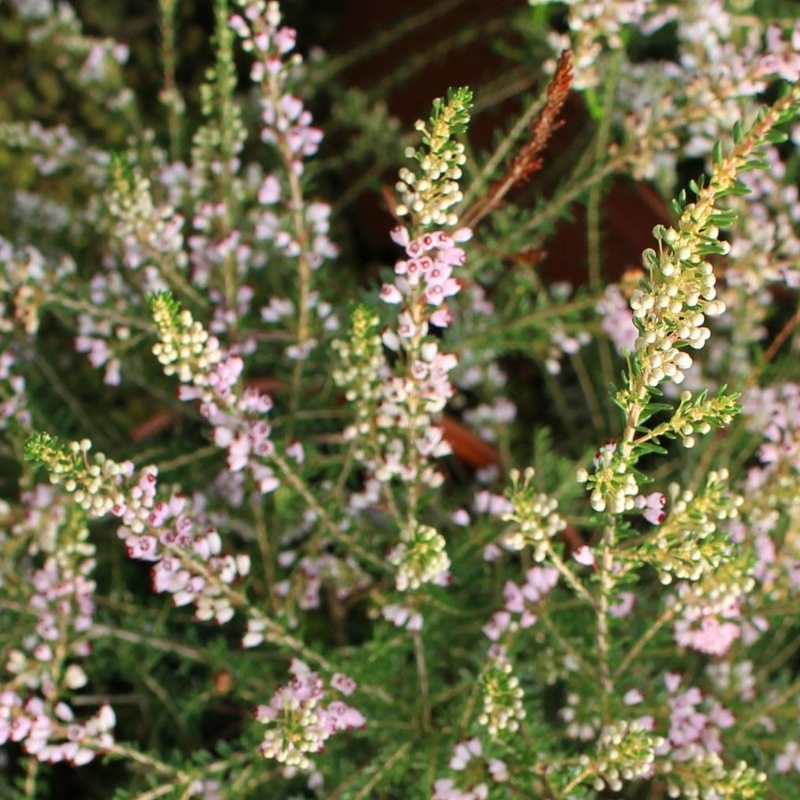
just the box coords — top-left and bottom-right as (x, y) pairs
(2, 1), (800, 798)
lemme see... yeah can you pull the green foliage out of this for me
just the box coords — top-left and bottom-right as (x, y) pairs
(3, 1), (800, 799)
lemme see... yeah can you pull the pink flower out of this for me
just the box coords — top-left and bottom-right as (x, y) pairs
(502, 581), (525, 613)
(449, 738), (481, 770)
(125, 534), (160, 561)
(572, 545), (595, 566)
(258, 174), (281, 204)
(323, 701), (365, 732)
(597, 284), (638, 354)
(624, 689), (644, 705)
(636, 492), (667, 525)
(488, 758), (509, 782)
(776, 741), (800, 773)
(330, 673), (357, 696)
(674, 615), (741, 656)
(390, 225), (410, 247)
(380, 284), (403, 304)
(430, 308), (453, 327)
(523, 567), (559, 601)
(482, 611), (511, 641)
(609, 592), (636, 618)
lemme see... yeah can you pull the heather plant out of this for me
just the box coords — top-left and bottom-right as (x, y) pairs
(3, 0), (800, 798)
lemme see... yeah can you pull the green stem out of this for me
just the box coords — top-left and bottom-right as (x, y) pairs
(412, 630), (432, 732)
(271, 452), (391, 573)
(586, 50), (620, 289)
(90, 624), (209, 663)
(544, 541), (596, 608)
(613, 604), (676, 681)
(596, 531), (614, 717)
(253, 501), (277, 614)
(570, 350), (605, 437)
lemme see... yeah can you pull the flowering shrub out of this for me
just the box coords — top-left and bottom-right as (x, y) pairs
(3, 0), (800, 797)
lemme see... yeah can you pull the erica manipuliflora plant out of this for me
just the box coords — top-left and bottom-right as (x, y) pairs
(334, 87), (474, 596)
(6, 0), (800, 797)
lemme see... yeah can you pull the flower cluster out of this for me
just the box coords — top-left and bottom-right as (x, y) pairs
(482, 566), (559, 641)
(230, 1), (321, 175)
(0, 235), (76, 336)
(24, 433), (251, 625)
(500, 467), (566, 561)
(621, 5), (800, 183)
(128, 495), (252, 625)
(583, 86), (800, 520)
(332, 306), (390, 462)
(0, 694), (115, 767)
(653, 673), (766, 799)
(230, 0), (338, 364)
(388, 523), (450, 592)
(628, 86), (800, 393)
(9, 557), (96, 687)
(588, 720), (661, 792)
(637, 470), (743, 584)
(666, 752), (767, 800)
(151, 292), (279, 493)
(662, 388), (739, 449)
(478, 645), (525, 738)
(432, 737), (508, 800)
(657, 673), (735, 763)
(374, 225), (471, 486)
(530, 0), (668, 90)
(630, 230), (720, 386)
(381, 226), (470, 328)
(672, 591), (743, 657)
(742, 382), (800, 481)
(0, 349), (32, 432)
(370, 93), (473, 492)
(255, 660), (364, 771)
(578, 439), (638, 514)
(332, 91), (474, 592)
(0, 485), (116, 768)
(24, 433), (137, 519)
(395, 87), (472, 227)
(106, 157), (186, 291)
(669, 556), (760, 657)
